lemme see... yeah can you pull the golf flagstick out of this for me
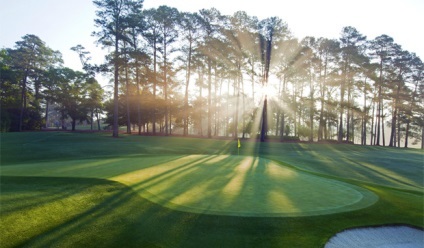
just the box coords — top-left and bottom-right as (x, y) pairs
(237, 139), (241, 155)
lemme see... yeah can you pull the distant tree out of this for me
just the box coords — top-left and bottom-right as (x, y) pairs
(313, 38), (340, 141)
(369, 34), (396, 145)
(51, 68), (91, 131)
(274, 38), (302, 140)
(142, 8), (162, 134)
(258, 16), (290, 141)
(0, 49), (20, 131)
(155, 5), (179, 135)
(402, 53), (423, 148)
(93, 0), (143, 137)
(387, 46), (409, 147)
(178, 11), (203, 136)
(70, 45), (93, 74)
(7, 34), (61, 131)
(338, 26), (366, 142)
(198, 8), (225, 138)
(126, 11), (148, 134)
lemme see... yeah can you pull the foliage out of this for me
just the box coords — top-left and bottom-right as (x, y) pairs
(2, 3), (423, 148)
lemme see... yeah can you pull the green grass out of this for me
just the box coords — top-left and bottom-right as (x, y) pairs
(0, 132), (423, 247)
(1, 155), (378, 217)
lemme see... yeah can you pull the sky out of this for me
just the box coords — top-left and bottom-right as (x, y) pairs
(1, 0), (423, 73)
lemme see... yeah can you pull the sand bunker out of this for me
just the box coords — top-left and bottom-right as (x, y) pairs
(325, 225), (424, 248)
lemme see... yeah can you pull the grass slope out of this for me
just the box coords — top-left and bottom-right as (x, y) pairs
(0, 132), (423, 247)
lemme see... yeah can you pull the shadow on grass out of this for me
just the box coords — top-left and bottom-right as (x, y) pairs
(114, 154), (376, 217)
(262, 143), (423, 191)
(0, 175), (301, 248)
(0, 172), (422, 248)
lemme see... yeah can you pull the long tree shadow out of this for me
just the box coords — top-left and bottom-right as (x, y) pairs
(0, 174), (306, 248)
(0, 176), (112, 216)
(0, 160), (420, 248)
(264, 143), (423, 191)
(1, 176), (166, 247)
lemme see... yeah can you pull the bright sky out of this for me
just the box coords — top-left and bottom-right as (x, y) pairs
(1, 0), (423, 72)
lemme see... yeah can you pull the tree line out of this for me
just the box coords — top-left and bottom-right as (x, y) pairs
(1, 35), (104, 132)
(1, 0), (423, 148)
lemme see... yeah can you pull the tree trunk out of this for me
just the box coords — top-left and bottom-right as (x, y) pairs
(260, 96), (267, 142)
(421, 127), (424, 149)
(376, 60), (383, 145)
(338, 85), (345, 142)
(242, 74), (246, 139)
(362, 79), (367, 145)
(214, 65), (218, 136)
(397, 112), (401, 148)
(125, 67), (131, 134)
(279, 77), (286, 141)
(346, 84), (351, 142)
(45, 101), (49, 128)
(71, 119), (76, 131)
(113, 37), (119, 138)
(135, 54), (141, 135)
(152, 36), (157, 135)
(91, 109), (94, 130)
(184, 40), (192, 136)
(163, 35), (169, 136)
(19, 70), (29, 132)
(96, 108), (101, 131)
(207, 58), (212, 138)
(389, 107), (397, 147)
(309, 74), (314, 142)
(199, 70), (203, 136)
(382, 114), (386, 146)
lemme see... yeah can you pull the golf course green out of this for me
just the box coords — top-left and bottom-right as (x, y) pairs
(0, 132), (422, 247)
(1, 154), (378, 217)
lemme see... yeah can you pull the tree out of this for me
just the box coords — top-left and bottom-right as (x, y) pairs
(126, 11), (149, 134)
(178, 11), (203, 136)
(70, 44), (104, 131)
(93, 0), (143, 137)
(0, 49), (20, 131)
(142, 8), (162, 134)
(369, 34), (396, 145)
(155, 5), (179, 135)
(338, 26), (366, 142)
(387, 45), (410, 147)
(198, 8), (222, 138)
(258, 17), (290, 141)
(70, 45), (93, 74)
(274, 38), (302, 140)
(8, 35), (61, 131)
(51, 68), (91, 131)
(405, 54), (424, 148)
(313, 38), (340, 141)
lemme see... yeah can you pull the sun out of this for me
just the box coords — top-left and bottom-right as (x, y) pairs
(257, 82), (279, 101)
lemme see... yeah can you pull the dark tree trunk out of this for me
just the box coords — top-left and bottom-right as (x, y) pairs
(113, 36), (119, 138)
(207, 58), (212, 138)
(260, 96), (268, 142)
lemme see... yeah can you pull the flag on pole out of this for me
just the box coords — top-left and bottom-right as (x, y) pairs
(238, 139), (241, 148)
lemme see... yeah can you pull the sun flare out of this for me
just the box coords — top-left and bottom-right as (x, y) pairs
(257, 83), (279, 101)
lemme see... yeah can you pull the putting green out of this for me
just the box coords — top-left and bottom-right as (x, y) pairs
(111, 155), (378, 217)
(1, 155), (378, 217)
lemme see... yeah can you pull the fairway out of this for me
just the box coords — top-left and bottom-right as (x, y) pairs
(1, 154), (377, 217)
(1, 132), (422, 248)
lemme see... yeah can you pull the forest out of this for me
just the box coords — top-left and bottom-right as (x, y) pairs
(1, 0), (423, 148)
